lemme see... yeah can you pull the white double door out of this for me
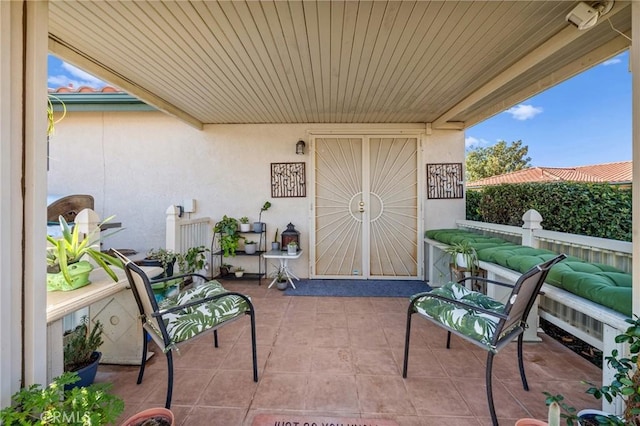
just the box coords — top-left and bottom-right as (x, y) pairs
(311, 135), (420, 279)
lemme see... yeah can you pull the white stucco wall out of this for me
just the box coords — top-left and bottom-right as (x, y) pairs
(47, 110), (465, 278)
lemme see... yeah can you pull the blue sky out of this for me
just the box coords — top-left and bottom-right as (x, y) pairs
(49, 51), (631, 168)
(466, 51), (631, 168)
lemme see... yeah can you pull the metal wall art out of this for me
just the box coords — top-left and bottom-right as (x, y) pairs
(426, 163), (464, 199)
(271, 162), (306, 198)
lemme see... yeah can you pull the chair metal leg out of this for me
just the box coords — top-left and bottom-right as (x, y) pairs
(249, 310), (258, 382)
(214, 329), (219, 348)
(137, 329), (149, 384)
(517, 334), (529, 391)
(165, 350), (174, 409)
(486, 352), (498, 426)
(402, 308), (413, 378)
(446, 331), (452, 349)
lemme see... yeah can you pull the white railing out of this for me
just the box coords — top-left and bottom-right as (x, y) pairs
(165, 205), (214, 275)
(427, 209), (633, 415)
(456, 209), (632, 272)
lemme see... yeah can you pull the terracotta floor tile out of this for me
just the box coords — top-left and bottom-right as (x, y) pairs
(251, 372), (308, 410)
(310, 347), (355, 374)
(99, 286), (602, 426)
(305, 374), (359, 412)
(198, 369), (259, 407)
(353, 348), (399, 375)
(182, 406), (247, 426)
(356, 375), (416, 414)
(265, 344), (313, 372)
(404, 377), (473, 416)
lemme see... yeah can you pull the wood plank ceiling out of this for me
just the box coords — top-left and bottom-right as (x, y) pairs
(48, 1), (631, 129)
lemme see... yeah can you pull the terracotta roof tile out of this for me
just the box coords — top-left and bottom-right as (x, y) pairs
(467, 161), (632, 188)
(48, 86), (122, 94)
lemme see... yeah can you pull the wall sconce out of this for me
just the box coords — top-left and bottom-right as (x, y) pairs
(296, 140), (306, 155)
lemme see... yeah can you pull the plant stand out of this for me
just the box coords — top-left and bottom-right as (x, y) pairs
(450, 264), (487, 293)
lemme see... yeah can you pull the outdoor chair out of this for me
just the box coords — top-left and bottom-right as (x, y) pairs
(403, 253), (566, 426)
(112, 250), (258, 409)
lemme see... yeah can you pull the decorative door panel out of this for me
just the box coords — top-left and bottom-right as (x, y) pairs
(312, 135), (419, 279)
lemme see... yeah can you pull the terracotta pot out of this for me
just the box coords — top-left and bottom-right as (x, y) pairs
(121, 407), (174, 426)
(515, 419), (547, 426)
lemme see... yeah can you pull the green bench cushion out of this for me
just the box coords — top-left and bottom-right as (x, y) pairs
(426, 228), (631, 316)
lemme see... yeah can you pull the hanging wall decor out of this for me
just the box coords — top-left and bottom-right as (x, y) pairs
(271, 162), (306, 198)
(426, 163), (464, 199)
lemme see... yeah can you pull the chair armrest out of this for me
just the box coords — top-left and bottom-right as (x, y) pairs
(457, 276), (515, 289)
(149, 273), (209, 284)
(410, 292), (508, 320)
(152, 291), (253, 317)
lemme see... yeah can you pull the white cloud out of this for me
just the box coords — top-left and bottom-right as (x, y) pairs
(465, 136), (490, 149)
(48, 62), (106, 90)
(505, 104), (543, 121)
(602, 58), (622, 66)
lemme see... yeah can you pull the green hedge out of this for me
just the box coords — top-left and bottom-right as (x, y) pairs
(465, 182), (632, 241)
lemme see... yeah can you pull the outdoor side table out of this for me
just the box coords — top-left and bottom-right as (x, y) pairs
(263, 249), (303, 289)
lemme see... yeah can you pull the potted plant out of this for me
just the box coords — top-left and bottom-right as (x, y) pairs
(272, 266), (288, 290)
(63, 316), (104, 390)
(234, 266), (245, 278)
(46, 215), (123, 292)
(287, 241), (298, 255)
(542, 315), (640, 425)
(239, 216), (251, 232)
(253, 201), (271, 233)
(176, 245), (209, 274)
(272, 228), (280, 251)
(244, 240), (257, 255)
(516, 400), (562, 426)
(219, 263), (233, 277)
(214, 215), (241, 257)
(444, 241), (479, 274)
(121, 407), (174, 426)
(0, 371), (124, 425)
(140, 248), (177, 278)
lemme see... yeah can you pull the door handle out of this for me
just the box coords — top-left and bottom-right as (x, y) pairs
(358, 201), (365, 213)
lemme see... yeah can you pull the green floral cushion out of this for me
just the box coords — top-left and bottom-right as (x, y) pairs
(413, 282), (505, 349)
(155, 280), (250, 345)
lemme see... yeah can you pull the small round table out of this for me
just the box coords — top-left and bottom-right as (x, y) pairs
(263, 249), (303, 289)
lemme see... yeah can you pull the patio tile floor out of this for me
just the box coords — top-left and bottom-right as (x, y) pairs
(97, 280), (602, 426)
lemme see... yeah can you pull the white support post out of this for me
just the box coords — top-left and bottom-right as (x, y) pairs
(521, 209), (543, 248)
(602, 324), (625, 415)
(165, 205), (180, 252)
(75, 208), (100, 243)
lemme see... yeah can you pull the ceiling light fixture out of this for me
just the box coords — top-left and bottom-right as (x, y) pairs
(566, 1), (614, 30)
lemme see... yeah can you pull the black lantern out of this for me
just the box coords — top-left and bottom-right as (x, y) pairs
(281, 222), (300, 250)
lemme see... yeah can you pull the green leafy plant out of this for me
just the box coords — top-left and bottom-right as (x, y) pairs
(214, 215), (240, 257)
(176, 245), (209, 274)
(239, 216), (249, 224)
(443, 241), (478, 274)
(234, 266), (244, 272)
(583, 316), (640, 425)
(543, 316), (640, 425)
(46, 215), (123, 285)
(543, 393), (579, 425)
(257, 201), (271, 224)
(0, 371), (124, 425)
(64, 316), (103, 372)
(467, 182), (632, 241)
(145, 248), (177, 277)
